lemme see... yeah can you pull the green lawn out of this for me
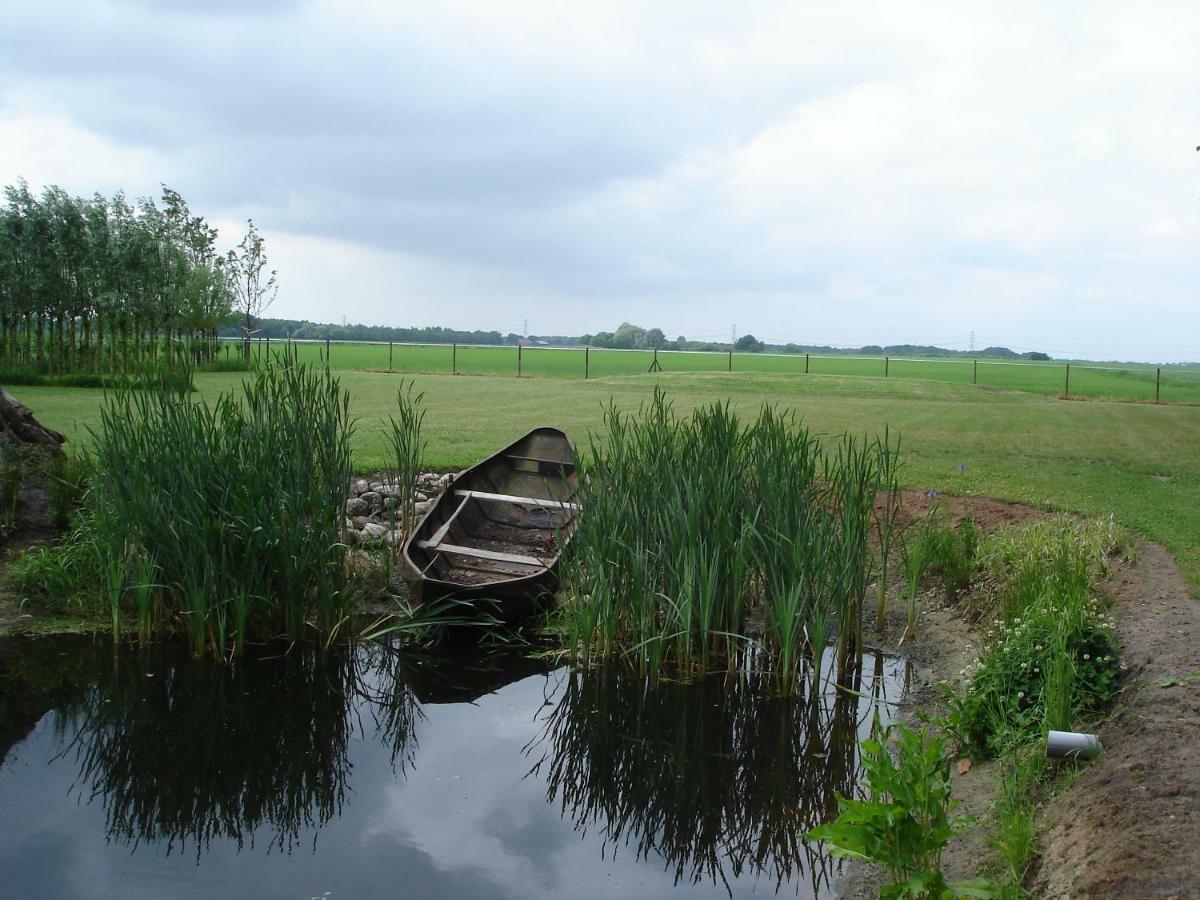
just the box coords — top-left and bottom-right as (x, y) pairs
(11, 369), (1200, 593)
(237, 340), (1200, 404)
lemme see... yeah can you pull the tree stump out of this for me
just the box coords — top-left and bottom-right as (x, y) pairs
(0, 388), (66, 452)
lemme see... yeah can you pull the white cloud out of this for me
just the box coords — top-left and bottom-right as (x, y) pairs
(2, 0), (1198, 360)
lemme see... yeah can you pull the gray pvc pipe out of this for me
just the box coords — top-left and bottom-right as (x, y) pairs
(1047, 730), (1102, 760)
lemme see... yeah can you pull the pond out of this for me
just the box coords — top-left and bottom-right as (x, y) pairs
(0, 636), (910, 899)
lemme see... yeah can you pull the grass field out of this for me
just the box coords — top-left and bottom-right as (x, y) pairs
(12, 369), (1200, 594)
(234, 340), (1200, 405)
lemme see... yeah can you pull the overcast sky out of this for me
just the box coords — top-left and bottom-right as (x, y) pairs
(2, 1), (1197, 361)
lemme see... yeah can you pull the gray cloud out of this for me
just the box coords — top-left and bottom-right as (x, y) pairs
(1, 0), (1197, 358)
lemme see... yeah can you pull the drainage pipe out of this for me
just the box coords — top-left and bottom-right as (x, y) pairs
(1047, 730), (1102, 760)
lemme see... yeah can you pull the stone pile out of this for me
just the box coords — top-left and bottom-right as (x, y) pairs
(342, 471), (454, 547)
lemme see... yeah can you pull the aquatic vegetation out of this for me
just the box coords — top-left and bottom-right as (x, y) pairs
(384, 379), (427, 539)
(923, 514), (979, 601)
(556, 389), (895, 686)
(804, 721), (992, 899)
(900, 527), (932, 631)
(873, 429), (903, 630)
(85, 353), (355, 655)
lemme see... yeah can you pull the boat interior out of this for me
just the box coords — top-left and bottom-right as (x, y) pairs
(408, 429), (578, 588)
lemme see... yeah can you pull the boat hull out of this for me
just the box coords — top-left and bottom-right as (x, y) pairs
(402, 427), (578, 621)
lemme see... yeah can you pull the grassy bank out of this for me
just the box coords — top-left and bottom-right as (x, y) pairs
(8, 369), (1200, 592)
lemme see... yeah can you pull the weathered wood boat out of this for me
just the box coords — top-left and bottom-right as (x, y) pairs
(403, 427), (579, 619)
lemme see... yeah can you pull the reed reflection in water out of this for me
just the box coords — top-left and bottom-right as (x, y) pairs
(50, 641), (427, 858)
(527, 648), (910, 895)
(2, 634), (908, 898)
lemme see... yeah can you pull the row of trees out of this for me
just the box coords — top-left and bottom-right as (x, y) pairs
(0, 180), (275, 373)
(578, 323), (1050, 359)
(220, 318), (506, 345)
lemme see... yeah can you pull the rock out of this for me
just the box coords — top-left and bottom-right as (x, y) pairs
(385, 529), (406, 547)
(353, 515), (370, 528)
(361, 522), (389, 544)
(369, 482), (385, 494)
(414, 491), (428, 503)
(361, 491), (382, 509)
(414, 500), (433, 516)
(346, 497), (369, 517)
(383, 496), (399, 511)
(352, 478), (370, 495)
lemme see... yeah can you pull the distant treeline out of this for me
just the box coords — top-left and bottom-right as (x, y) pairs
(580, 323), (1052, 360)
(219, 319), (511, 346)
(228, 317), (1053, 361)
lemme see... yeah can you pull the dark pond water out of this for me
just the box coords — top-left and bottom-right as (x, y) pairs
(0, 636), (910, 899)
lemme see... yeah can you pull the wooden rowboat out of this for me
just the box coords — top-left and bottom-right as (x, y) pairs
(403, 427), (579, 620)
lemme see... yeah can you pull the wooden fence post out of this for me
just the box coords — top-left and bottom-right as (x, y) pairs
(452, 342), (457, 374)
(728, 350), (732, 372)
(885, 356), (890, 378)
(388, 341), (393, 371)
(584, 346), (589, 380)
(973, 359), (978, 385)
(805, 353), (809, 374)
(518, 344), (522, 377)
(1064, 363), (1070, 398)
(1156, 367), (1161, 403)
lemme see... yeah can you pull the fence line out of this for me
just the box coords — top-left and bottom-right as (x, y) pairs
(218, 337), (1200, 405)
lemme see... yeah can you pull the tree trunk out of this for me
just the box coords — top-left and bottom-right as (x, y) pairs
(0, 388), (66, 451)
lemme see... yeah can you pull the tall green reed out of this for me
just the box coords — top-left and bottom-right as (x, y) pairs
(872, 429), (902, 630)
(385, 380), (427, 542)
(556, 389), (896, 690)
(86, 351), (355, 656)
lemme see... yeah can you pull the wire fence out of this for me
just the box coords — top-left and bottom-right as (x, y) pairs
(222, 337), (1200, 405)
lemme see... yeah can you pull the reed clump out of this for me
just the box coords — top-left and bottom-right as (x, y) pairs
(86, 353), (355, 656)
(556, 389), (897, 688)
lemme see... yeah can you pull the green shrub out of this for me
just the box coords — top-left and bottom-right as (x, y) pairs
(196, 356), (253, 373)
(805, 722), (994, 898)
(953, 613), (1119, 755)
(948, 517), (1124, 757)
(0, 367), (193, 390)
(974, 515), (1125, 621)
(8, 520), (103, 613)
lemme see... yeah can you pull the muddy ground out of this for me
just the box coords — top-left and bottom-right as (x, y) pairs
(840, 491), (1200, 898)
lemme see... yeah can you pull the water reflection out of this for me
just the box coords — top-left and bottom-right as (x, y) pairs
(57, 644), (360, 856)
(0, 636), (907, 897)
(527, 648), (908, 895)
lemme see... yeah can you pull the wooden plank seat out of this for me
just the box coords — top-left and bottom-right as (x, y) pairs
(416, 540), (547, 568)
(504, 453), (573, 467)
(453, 489), (580, 511)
